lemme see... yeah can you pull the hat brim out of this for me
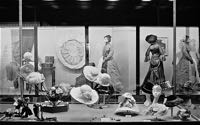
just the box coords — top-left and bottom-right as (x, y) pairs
(94, 77), (110, 87)
(70, 87), (99, 105)
(115, 106), (140, 116)
(83, 66), (99, 82)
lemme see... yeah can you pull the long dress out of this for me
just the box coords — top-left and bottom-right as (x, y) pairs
(176, 42), (198, 94)
(141, 43), (166, 94)
(101, 43), (123, 93)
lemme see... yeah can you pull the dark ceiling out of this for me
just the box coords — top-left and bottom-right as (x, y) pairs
(0, 0), (199, 26)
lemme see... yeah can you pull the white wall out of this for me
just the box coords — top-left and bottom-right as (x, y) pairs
(89, 27), (136, 91)
(38, 27), (85, 88)
(0, 28), (15, 89)
(140, 27), (199, 86)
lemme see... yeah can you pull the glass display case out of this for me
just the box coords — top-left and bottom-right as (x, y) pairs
(0, 0), (200, 123)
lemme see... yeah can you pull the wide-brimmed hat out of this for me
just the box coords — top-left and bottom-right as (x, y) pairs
(145, 34), (157, 44)
(83, 66), (100, 82)
(70, 84), (99, 105)
(115, 92), (139, 116)
(94, 73), (111, 87)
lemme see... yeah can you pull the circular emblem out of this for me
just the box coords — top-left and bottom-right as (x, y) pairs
(57, 39), (85, 69)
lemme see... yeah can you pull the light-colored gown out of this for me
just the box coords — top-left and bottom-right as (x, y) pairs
(100, 43), (123, 93)
(176, 42), (198, 93)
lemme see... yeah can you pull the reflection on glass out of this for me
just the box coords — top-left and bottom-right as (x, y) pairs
(0, 27), (35, 95)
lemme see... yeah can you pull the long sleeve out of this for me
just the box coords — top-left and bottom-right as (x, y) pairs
(104, 45), (114, 61)
(158, 45), (166, 61)
(182, 45), (193, 62)
(144, 46), (151, 62)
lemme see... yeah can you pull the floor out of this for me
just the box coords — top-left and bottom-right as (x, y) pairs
(0, 104), (198, 122)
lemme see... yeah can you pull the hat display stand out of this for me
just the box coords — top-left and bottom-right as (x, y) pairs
(39, 101), (69, 113)
(38, 87), (69, 113)
(164, 95), (184, 119)
(99, 93), (110, 108)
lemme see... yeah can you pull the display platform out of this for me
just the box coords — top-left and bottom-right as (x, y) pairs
(0, 104), (198, 122)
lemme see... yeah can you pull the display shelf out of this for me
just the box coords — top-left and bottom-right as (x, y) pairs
(0, 104), (198, 122)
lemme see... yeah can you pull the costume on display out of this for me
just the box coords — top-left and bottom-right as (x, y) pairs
(175, 36), (199, 94)
(141, 34), (166, 106)
(141, 34), (166, 94)
(100, 35), (123, 93)
(189, 39), (200, 83)
(115, 92), (140, 116)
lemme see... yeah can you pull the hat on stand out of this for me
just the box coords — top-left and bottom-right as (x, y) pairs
(94, 73), (111, 87)
(164, 95), (184, 107)
(115, 92), (140, 116)
(70, 84), (99, 105)
(83, 66), (100, 82)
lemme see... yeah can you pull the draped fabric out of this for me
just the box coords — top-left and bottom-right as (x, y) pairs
(101, 43), (123, 93)
(141, 44), (166, 94)
(176, 42), (198, 94)
(5, 62), (20, 81)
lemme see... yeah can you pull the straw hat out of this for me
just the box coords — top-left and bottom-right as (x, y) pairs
(70, 84), (99, 105)
(115, 92), (140, 116)
(83, 66), (100, 82)
(95, 73), (111, 87)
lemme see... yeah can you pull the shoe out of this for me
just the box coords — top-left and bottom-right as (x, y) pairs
(164, 95), (184, 107)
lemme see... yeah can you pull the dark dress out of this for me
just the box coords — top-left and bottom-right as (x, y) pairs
(141, 43), (166, 94)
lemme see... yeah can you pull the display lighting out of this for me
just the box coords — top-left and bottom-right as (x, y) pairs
(142, 0), (151, 1)
(77, 0), (91, 1)
(107, 0), (120, 1)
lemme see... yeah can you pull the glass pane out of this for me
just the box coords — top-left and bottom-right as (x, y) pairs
(0, 27), (35, 95)
(89, 26), (136, 93)
(38, 26), (85, 90)
(140, 27), (199, 104)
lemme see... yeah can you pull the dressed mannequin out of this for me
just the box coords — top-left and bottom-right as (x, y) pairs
(141, 34), (166, 106)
